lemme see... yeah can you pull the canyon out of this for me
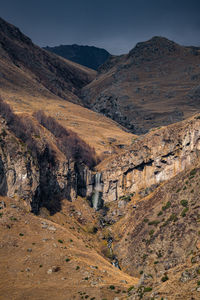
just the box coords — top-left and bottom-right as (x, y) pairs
(0, 16), (200, 300)
(1, 105), (200, 217)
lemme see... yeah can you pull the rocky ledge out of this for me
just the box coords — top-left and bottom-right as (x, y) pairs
(97, 116), (200, 204)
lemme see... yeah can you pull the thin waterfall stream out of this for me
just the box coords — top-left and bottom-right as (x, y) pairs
(107, 237), (121, 269)
(91, 172), (103, 210)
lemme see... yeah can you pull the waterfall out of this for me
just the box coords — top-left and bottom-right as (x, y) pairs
(107, 237), (121, 269)
(91, 172), (103, 210)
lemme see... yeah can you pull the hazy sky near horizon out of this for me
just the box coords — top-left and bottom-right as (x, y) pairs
(0, 0), (200, 54)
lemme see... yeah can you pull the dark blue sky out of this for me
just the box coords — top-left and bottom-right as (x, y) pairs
(0, 0), (200, 54)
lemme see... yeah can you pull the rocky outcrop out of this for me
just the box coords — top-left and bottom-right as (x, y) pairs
(0, 117), (91, 214)
(2, 109), (200, 215)
(97, 116), (200, 203)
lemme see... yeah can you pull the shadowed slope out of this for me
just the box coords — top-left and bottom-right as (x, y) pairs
(44, 44), (110, 70)
(82, 36), (200, 134)
(0, 17), (96, 104)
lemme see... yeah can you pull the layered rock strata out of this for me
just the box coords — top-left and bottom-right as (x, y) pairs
(98, 117), (200, 203)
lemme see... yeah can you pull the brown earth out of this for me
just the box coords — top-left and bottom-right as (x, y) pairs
(0, 196), (137, 300)
(105, 166), (200, 299)
(0, 16), (134, 156)
(82, 36), (200, 134)
(1, 17), (200, 300)
(0, 17), (96, 104)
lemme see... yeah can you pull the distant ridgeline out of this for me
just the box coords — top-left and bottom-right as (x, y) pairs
(44, 44), (110, 70)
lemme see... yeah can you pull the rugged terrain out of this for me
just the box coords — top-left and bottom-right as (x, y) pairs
(97, 116), (200, 203)
(0, 16), (134, 156)
(101, 165), (200, 300)
(82, 36), (200, 134)
(0, 196), (137, 300)
(1, 16), (200, 300)
(44, 44), (110, 70)
(0, 17), (96, 104)
(1, 98), (200, 299)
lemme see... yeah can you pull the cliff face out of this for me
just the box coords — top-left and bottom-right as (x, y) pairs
(97, 116), (200, 204)
(111, 158), (200, 300)
(0, 115), (91, 214)
(1, 111), (200, 215)
(0, 128), (39, 204)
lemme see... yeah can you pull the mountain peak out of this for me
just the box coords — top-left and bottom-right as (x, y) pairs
(128, 36), (183, 60)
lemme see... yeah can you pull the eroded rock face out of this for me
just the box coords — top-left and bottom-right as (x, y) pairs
(0, 131), (39, 204)
(98, 117), (200, 203)
(2, 114), (200, 215)
(0, 121), (90, 214)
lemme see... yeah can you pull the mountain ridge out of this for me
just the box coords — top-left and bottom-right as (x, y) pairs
(0, 16), (134, 156)
(44, 44), (110, 70)
(82, 36), (200, 134)
(1, 17), (200, 300)
(0, 16), (96, 104)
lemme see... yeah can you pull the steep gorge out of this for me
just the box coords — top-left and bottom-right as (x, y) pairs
(1, 106), (200, 217)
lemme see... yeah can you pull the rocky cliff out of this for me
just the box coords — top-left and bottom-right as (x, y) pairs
(1, 102), (200, 217)
(96, 116), (200, 205)
(0, 103), (96, 214)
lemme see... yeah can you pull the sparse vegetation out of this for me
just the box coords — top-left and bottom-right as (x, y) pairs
(119, 193), (135, 202)
(162, 201), (171, 211)
(34, 110), (99, 168)
(156, 250), (162, 258)
(190, 169), (197, 176)
(65, 258), (70, 262)
(142, 254), (148, 261)
(161, 274), (169, 282)
(0, 99), (99, 169)
(0, 98), (55, 162)
(109, 285), (115, 290)
(180, 200), (188, 207)
(149, 229), (154, 236)
(143, 287), (152, 292)
(181, 207), (189, 217)
(128, 286), (134, 292)
(148, 220), (160, 226)
(137, 286), (153, 298)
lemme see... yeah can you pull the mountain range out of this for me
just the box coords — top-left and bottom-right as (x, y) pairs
(0, 16), (200, 300)
(44, 44), (110, 70)
(82, 36), (200, 134)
